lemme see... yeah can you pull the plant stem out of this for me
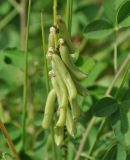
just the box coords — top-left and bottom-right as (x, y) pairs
(41, 12), (49, 94)
(20, 0), (26, 49)
(114, 30), (118, 73)
(22, 0), (31, 150)
(53, 0), (58, 48)
(74, 53), (130, 160)
(53, 0), (57, 26)
(0, 120), (20, 160)
(50, 126), (57, 160)
(88, 119), (107, 156)
(74, 117), (96, 160)
(0, 9), (18, 30)
(66, 0), (73, 35)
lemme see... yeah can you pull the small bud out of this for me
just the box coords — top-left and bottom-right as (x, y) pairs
(50, 26), (56, 34)
(58, 38), (64, 45)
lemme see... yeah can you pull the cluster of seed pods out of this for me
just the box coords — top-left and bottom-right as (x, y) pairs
(42, 16), (88, 145)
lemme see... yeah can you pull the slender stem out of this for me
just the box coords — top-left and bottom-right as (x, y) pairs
(22, 0), (31, 150)
(20, 0), (26, 49)
(0, 120), (20, 160)
(66, 0), (73, 35)
(0, 9), (18, 30)
(50, 126), (56, 160)
(53, 0), (57, 26)
(74, 117), (96, 160)
(114, 31), (118, 73)
(88, 119), (107, 156)
(41, 12), (49, 94)
(74, 53), (130, 160)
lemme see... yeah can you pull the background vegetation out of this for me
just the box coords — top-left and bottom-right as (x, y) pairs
(0, 0), (130, 160)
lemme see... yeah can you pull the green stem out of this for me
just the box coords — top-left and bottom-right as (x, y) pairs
(74, 117), (96, 160)
(41, 12), (49, 94)
(53, 0), (57, 26)
(20, 0), (26, 49)
(88, 119), (107, 157)
(50, 126), (56, 160)
(0, 9), (18, 30)
(0, 120), (20, 160)
(66, 0), (73, 35)
(114, 30), (118, 73)
(22, 0), (31, 150)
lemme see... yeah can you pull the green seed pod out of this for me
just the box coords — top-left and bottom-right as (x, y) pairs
(48, 27), (56, 49)
(52, 54), (77, 100)
(42, 89), (56, 129)
(52, 62), (68, 127)
(59, 39), (87, 80)
(69, 98), (80, 120)
(57, 15), (75, 53)
(54, 127), (64, 146)
(66, 107), (77, 137)
(51, 76), (61, 104)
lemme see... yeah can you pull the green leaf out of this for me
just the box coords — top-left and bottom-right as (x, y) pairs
(117, 1), (130, 27)
(111, 100), (130, 150)
(103, 0), (127, 24)
(84, 20), (114, 39)
(93, 97), (119, 117)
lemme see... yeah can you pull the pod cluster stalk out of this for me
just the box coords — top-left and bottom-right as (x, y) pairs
(42, 16), (88, 145)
